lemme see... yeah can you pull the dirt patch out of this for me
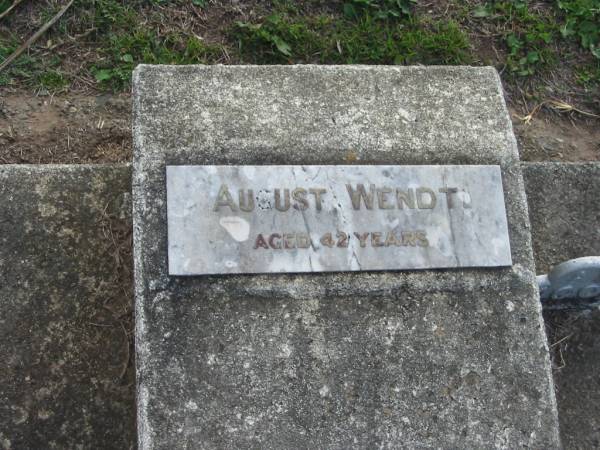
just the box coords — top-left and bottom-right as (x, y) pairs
(1, 91), (598, 164)
(0, 93), (131, 163)
(511, 108), (600, 161)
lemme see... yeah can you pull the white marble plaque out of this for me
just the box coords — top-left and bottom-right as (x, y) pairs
(166, 165), (512, 275)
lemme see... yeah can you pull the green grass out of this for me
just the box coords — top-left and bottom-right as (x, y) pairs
(92, 30), (222, 90)
(0, 34), (69, 90)
(0, 0), (12, 15)
(342, 0), (416, 20)
(0, 0), (598, 93)
(231, 0), (470, 65)
(37, 69), (69, 90)
(71, 0), (222, 89)
(86, 0), (470, 89)
(576, 60), (600, 86)
(232, 14), (472, 65)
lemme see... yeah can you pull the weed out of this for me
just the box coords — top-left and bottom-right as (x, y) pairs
(331, 17), (471, 64)
(79, 0), (137, 31)
(472, 1), (559, 76)
(505, 26), (556, 76)
(576, 61), (600, 85)
(233, 15), (324, 63)
(37, 69), (69, 90)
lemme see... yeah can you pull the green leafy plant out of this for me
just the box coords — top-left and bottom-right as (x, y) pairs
(558, 0), (600, 58)
(471, 1), (558, 76)
(506, 27), (554, 75)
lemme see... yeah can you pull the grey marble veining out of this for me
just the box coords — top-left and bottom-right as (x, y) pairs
(167, 165), (511, 275)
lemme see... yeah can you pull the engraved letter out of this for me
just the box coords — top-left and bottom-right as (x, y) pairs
(292, 188), (309, 211)
(274, 189), (290, 212)
(396, 188), (416, 209)
(438, 187), (458, 209)
(283, 233), (296, 249)
(416, 187), (436, 209)
(416, 230), (429, 247)
(371, 232), (384, 247)
(309, 188), (327, 211)
(384, 231), (401, 246)
(346, 184), (375, 210)
(353, 232), (369, 248)
(268, 233), (282, 249)
(297, 233), (311, 248)
(377, 188), (394, 209)
(238, 189), (255, 212)
(213, 184), (237, 212)
(254, 234), (268, 249)
(401, 231), (417, 246)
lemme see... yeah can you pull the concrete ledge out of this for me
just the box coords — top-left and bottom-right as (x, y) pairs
(0, 165), (135, 449)
(523, 162), (600, 275)
(523, 161), (600, 449)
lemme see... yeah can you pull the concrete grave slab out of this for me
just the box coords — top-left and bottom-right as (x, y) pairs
(0, 165), (135, 449)
(133, 65), (560, 449)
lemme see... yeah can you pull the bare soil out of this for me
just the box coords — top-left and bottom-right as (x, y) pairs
(0, 93), (131, 164)
(0, 91), (598, 164)
(512, 108), (600, 161)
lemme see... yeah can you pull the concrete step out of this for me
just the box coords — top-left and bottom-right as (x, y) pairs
(0, 165), (134, 450)
(522, 162), (600, 450)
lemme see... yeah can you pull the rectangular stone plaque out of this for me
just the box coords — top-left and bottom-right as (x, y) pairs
(167, 165), (511, 275)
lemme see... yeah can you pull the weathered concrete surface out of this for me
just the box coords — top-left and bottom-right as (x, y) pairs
(523, 162), (600, 275)
(0, 160), (594, 448)
(523, 162), (600, 449)
(0, 165), (135, 450)
(133, 65), (560, 449)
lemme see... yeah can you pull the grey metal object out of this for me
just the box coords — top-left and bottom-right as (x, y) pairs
(538, 256), (600, 310)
